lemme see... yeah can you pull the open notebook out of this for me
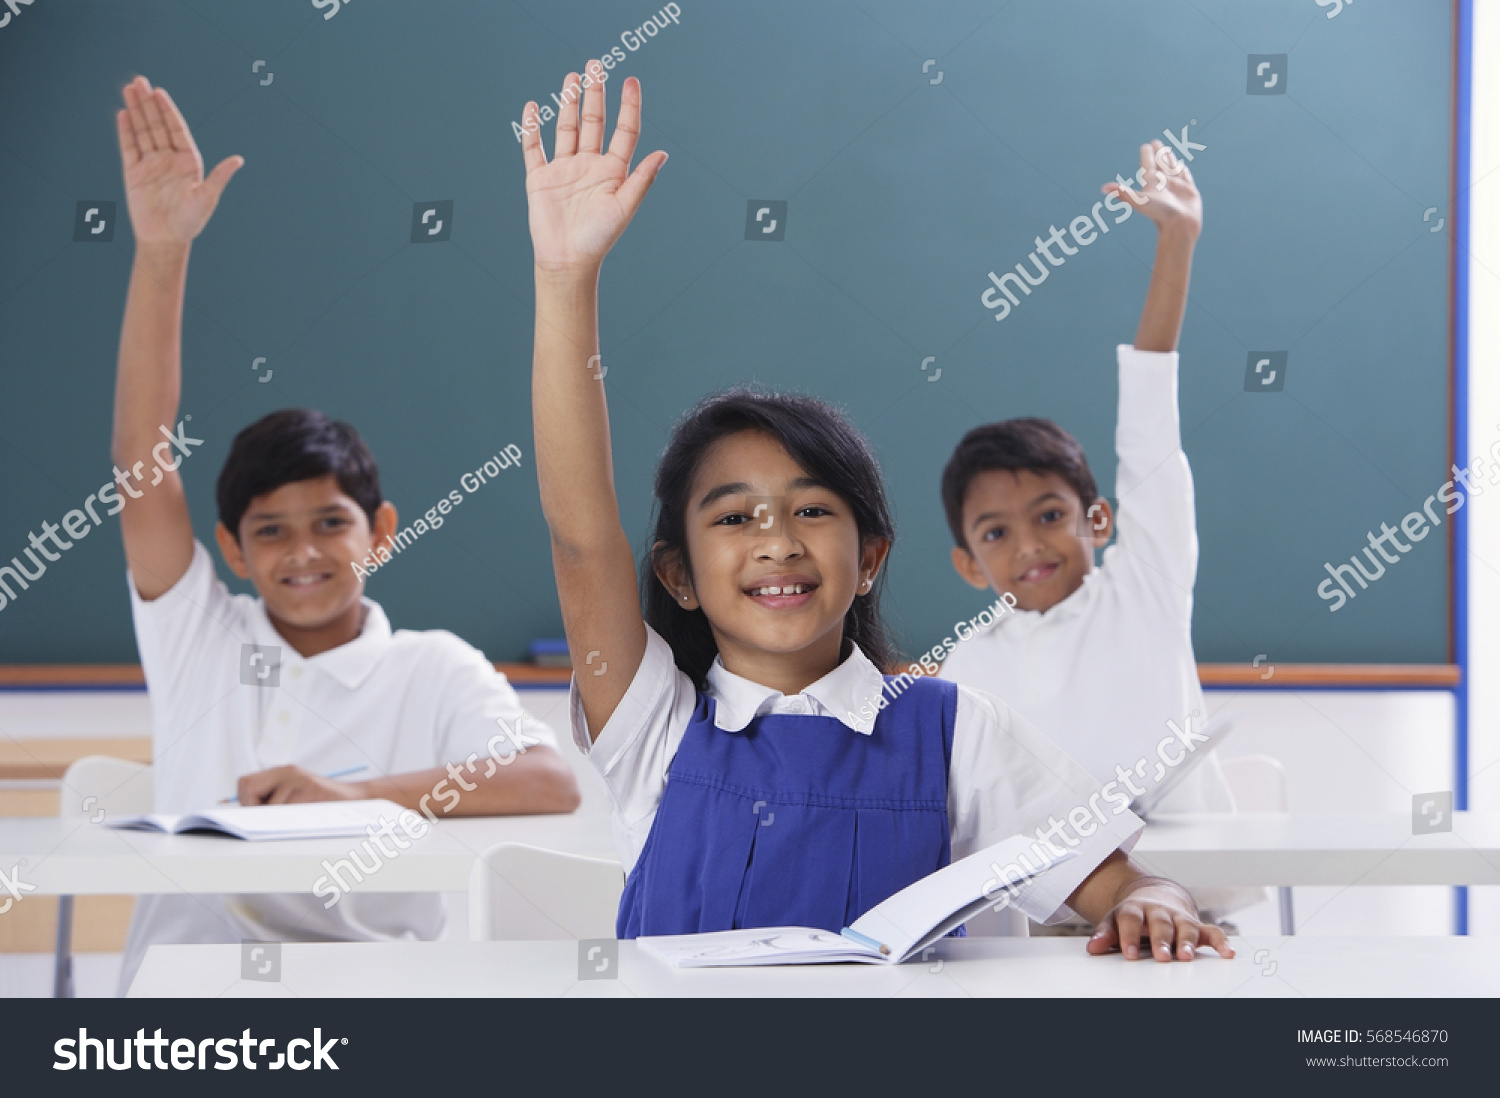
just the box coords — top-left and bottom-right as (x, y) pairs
(104, 799), (408, 841)
(638, 834), (1075, 967)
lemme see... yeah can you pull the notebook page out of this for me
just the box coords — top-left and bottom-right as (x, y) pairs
(637, 928), (882, 967)
(848, 834), (1075, 960)
(183, 799), (408, 840)
(104, 813), (183, 833)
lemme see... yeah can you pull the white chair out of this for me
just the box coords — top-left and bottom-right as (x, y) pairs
(54, 756), (153, 997)
(1220, 754), (1295, 936)
(468, 842), (623, 941)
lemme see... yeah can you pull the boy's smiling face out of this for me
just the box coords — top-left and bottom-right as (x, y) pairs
(950, 468), (1112, 613)
(215, 474), (397, 644)
(656, 430), (887, 687)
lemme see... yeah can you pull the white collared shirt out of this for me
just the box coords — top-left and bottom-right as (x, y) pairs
(121, 540), (557, 989)
(940, 345), (1234, 813)
(570, 625), (1142, 927)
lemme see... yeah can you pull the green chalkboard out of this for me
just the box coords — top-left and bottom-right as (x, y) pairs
(0, 0), (1453, 666)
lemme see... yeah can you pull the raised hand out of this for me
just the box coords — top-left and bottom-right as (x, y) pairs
(520, 63), (668, 274)
(1102, 139), (1202, 241)
(116, 76), (243, 245)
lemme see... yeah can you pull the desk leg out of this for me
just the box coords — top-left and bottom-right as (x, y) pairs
(53, 895), (75, 998)
(1277, 886), (1295, 936)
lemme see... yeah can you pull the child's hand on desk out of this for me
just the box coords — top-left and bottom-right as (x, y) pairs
(1087, 877), (1235, 962)
(521, 63), (668, 275)
(117, 76), (243, 245)
(236, 765), (366, 807)
(1102, 139), (1201, 243)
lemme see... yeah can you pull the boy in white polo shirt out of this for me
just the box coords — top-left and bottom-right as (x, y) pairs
(110, 76), (579, 992)
(939, 141), (1253, 922)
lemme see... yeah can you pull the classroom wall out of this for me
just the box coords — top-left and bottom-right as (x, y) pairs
(1465, 0), (1498, 937)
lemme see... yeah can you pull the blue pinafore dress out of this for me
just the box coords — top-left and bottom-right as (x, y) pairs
(616, 675), (959, 938)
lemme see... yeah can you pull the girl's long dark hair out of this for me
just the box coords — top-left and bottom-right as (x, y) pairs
(642, 388), (901, 688)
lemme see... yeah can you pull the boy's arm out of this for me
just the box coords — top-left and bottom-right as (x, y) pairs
(1105, 139), (1201, 353)
(1132, 224), (1196, 351)
(111, 77), (242, 600)
(1095, 142), (1201, 597)
(235, 750), (581, 816)
(521, 66), (667, 741)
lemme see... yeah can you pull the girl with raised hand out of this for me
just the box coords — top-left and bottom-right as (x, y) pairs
(520, 64), (1232, 961)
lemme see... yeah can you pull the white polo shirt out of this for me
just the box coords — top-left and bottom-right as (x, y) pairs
(571, 625), (1143, 928)
(940, 345), (1234, 814)
(119, 539), (557, 992)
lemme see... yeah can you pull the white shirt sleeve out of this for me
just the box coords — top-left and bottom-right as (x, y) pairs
(948, 685), (1143, 924)
(1109, 344), (1197, 620)
(568, 625), (697, 873)
(127, 540), (243, 712)
(429, 635), (559, 766)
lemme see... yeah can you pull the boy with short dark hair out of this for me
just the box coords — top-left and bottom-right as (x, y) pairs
(110, 76), (579, 992)
(939, 142), (1249, 919)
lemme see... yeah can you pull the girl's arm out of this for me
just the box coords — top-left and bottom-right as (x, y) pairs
(521, 66), (668, 741)
(1070, 850), (1235, 961)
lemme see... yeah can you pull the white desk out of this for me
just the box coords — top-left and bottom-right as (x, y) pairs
(1132, 812), (1500, 887)
(3, 811), (1496, 897)
(129, 936), (1498, 998)
(0, 810), (617, 895)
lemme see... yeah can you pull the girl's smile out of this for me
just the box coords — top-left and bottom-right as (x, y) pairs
(743, 572), (820, 609)
(655, 429), (888, 695)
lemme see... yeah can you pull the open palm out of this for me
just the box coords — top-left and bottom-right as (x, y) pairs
(117, 76), (242, 245)
(521, 65), (667, 273)
(1102, 139), (1202, 238)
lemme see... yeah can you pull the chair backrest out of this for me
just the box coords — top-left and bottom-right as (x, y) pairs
(58, 755), (153, 821)
(1219, 754), (1289, 813)
(468, 842), (623, 942)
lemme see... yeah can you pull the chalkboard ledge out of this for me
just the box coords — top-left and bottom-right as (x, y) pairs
(0, 663), (1462, 690)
